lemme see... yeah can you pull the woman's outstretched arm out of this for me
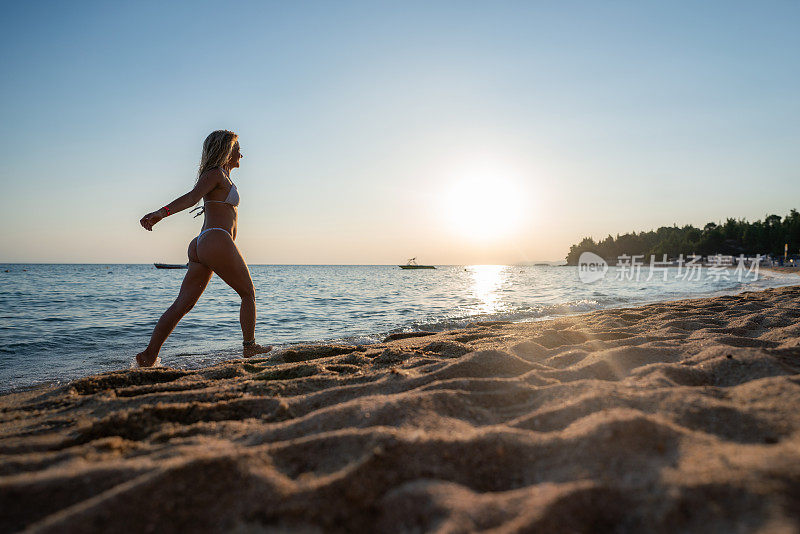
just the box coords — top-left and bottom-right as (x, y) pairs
(139, 169), (224, 231)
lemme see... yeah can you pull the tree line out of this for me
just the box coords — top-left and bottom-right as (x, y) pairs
(565, 209), (800, 265)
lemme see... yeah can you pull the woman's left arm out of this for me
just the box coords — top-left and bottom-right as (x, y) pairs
(139, 171), (221, 231)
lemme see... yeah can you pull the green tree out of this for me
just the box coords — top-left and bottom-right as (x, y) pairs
(564, 209), (799, 264)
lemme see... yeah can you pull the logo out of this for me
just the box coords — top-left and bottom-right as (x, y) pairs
(578, 252), (608, 283)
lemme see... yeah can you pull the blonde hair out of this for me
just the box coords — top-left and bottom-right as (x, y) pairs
(197, 130), (238, 181)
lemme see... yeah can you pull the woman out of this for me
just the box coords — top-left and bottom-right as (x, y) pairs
(136, 130), (272, 367)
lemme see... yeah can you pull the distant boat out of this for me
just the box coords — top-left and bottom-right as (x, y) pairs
(154, 263), (188, 269)
(399, 258), (435, 270)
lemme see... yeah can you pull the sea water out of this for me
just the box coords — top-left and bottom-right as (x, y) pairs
(0, 264), (796, 391)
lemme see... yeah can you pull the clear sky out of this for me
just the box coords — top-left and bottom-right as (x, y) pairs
(1, 1), (798, 264)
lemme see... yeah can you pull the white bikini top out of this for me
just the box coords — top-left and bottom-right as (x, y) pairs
(190, 168), (239, 218)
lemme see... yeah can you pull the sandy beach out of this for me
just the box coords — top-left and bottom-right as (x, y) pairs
(2, 284), (800, 532)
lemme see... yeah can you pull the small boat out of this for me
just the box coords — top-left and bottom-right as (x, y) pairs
(154, 263), (188, 269)
(399, 258), (435, 270)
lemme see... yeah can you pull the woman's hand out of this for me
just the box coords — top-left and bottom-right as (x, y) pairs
(140, 210), (164, 231)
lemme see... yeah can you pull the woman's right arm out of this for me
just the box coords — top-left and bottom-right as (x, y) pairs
(139, 170), (223, 231)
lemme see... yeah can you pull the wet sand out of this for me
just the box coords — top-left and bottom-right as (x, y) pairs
(2, 285), (800, 532)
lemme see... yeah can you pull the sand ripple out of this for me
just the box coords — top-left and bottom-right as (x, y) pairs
(2, 286), (800, 532)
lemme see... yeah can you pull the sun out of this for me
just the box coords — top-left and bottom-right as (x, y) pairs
(442, 171), (527, 241)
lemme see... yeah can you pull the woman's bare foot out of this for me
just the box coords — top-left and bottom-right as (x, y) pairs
(243, 342), (272, 358)
(135, 351), (160, 367)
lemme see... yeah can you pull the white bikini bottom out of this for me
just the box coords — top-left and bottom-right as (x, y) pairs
(197, 227), (231, 243)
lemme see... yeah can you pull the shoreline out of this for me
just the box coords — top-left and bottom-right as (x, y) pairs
(3, 283), (800, 530)
(3, 267), (798, 396)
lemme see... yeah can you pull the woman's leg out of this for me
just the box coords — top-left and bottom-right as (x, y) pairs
(136, 240), (213, 367)
(196, 231), (271, 355)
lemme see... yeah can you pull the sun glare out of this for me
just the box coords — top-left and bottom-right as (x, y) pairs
(468, 264), (508, 314)
(442, 163), (529, 241)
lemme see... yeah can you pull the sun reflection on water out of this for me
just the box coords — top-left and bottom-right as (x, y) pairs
(468, 265), (509, 314)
